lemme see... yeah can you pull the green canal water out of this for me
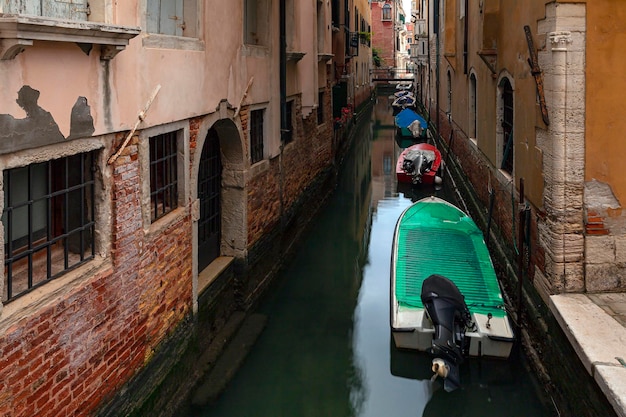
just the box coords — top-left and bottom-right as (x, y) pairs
(185, 93), (556, 417)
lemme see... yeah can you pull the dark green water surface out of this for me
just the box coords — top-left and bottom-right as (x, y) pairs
(187, 93), (556, 417)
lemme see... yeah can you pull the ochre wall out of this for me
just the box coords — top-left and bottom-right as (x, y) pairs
(585, 0), (626, 205)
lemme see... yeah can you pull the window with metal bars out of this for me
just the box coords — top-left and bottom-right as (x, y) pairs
(317, 91), (325, 125)
(501, 78), (514, 173)
(283, 101), (294, 144)
(250, 109), (265, 164)
(150, 131), (179, 221)
(2, 152), (96, 302)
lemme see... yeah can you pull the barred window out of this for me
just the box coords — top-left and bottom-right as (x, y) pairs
(500, 78), (514, 174)
(283, 101), (294, 144)
(150, 131), (179, 221)
(250, 109), (265, 164)
(2, 152), (96, 302)
(317, 91), (325, 125)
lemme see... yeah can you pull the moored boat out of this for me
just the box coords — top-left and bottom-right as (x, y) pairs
(390, 196), (515, 390)
(395, 81), (413, 90)
(394, 108), (427, 139)
(391, 94), (416, 114)
(396, 143), (442, 186)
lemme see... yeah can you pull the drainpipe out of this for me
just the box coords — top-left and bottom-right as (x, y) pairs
(434, 0), (440, 134)
(280, 0), (287, 140)
(279, 0), (287, 226)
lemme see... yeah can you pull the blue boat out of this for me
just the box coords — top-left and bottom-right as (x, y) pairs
(395, 108), (427, 140)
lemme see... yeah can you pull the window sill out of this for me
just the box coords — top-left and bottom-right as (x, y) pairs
(318, 52), (334, 62)
(0, 15), (140, 60)
(142, 33), (205, 51)
(0, 256), (111, 333)
(286, 51), (305, 62)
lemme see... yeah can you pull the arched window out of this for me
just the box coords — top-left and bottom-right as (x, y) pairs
(469, 73), (477, 139)
(382, 4), (391, 21)
(499, 78), (514, 173)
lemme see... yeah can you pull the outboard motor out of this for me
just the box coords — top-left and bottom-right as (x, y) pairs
(401, 149), (435, 184)
(420, 274), (472, 392)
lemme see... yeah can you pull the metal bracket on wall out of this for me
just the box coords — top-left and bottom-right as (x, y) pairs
(524, 25), (550, 126)
(477, 49), (497, 76)
(108, 84), (161, 165)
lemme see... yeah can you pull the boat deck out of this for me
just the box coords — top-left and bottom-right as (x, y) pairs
(394, 202), (506, 318)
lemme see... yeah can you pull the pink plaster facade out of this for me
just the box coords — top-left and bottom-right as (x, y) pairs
(0, 1), (348, 415)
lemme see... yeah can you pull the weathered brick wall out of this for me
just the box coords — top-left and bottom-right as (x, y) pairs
(247, 160), (281, 246)
(371, 4), (396, 68)
(0, 136), (193, 417)
(240, 89), (341, 307)
(245, 95), (334, 248)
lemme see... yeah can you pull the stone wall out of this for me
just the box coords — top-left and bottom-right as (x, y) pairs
(584, 180), (626, 292)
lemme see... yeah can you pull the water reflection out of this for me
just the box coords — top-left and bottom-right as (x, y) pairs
(185, 92), (554, 417)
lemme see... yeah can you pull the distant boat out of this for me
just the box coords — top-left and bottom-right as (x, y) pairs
(396, 143), (442, 186)
(395, 81), (413, 90)
(394, 108), (427, 139)
(390, 196), (515, 392)
(393, 90), (412, 98)
(391, 94), (416, 113)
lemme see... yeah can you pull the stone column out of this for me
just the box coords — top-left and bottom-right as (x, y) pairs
(536, 3), (586, 295)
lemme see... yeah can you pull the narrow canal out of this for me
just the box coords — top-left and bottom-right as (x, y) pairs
(184, 92), (556, 417)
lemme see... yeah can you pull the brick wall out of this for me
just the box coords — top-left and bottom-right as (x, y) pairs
(246, 95), (334, 248)
(371, 3), (396, 68)
(0, 136), (193, 417)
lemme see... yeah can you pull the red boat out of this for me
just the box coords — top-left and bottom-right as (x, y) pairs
(396, 143), (443, 185)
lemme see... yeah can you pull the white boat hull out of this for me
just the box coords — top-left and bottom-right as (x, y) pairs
(391, 305), (514, 359)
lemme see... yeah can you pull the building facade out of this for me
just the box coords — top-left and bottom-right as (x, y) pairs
(331, 0), (373, 123)
(419, 0), (625, 415)
(0, 1), (370, 416)
(371, 0), (401, 70)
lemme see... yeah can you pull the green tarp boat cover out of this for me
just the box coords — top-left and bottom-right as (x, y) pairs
(394, 199), (507, 317)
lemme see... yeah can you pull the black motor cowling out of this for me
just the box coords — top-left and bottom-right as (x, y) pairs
(401, 149), (435, 183)
(421, 274), (472, 391)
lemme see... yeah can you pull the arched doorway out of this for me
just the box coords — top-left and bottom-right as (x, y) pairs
(197, 127), (222, 271)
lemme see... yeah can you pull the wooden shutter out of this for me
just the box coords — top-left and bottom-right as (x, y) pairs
(42, 0), (89, 20)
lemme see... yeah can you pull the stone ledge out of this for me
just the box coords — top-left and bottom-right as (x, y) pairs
(0, 14), (140, 59)
(550, 293), (626, 417)
(198, 256), (234, 295)
(595, 365), (626, 417)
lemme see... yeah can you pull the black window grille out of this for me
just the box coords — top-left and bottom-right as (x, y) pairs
(331, 0), (340, 27)
(284, 101), (294, 144)
(501, 79), (514, 173)
(2, 152), (96, 302)
(150, 131), (179, 221)
(250, 109), (265, 164)
(317, 91), (325, 125)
